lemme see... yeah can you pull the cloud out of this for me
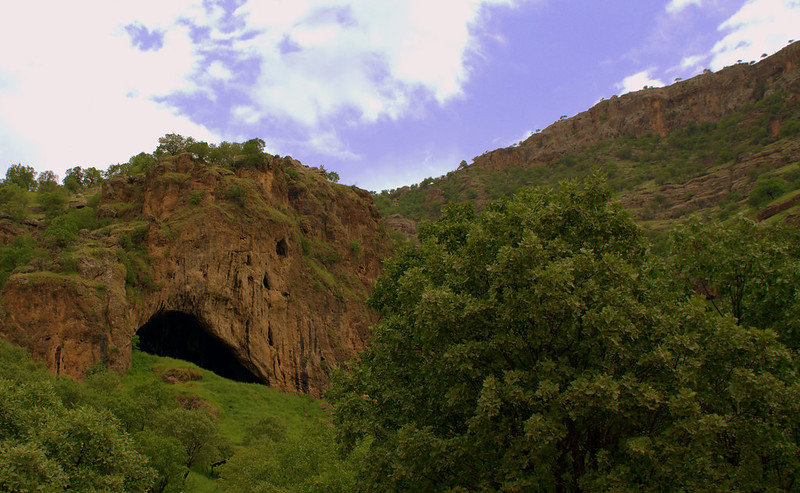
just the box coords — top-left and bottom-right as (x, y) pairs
(125, 22), (165, 51)
(709, 0), (800, 69)
(217, 0), (528, 129)
(666, 0), (703, 15)
(0, 0), (219, 175)
(0, 0), (530, 176)
(679, 53), (707, 70)
(615, 69), (665, 94)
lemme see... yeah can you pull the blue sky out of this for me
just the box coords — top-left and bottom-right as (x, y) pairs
(1, 0), (798, 192)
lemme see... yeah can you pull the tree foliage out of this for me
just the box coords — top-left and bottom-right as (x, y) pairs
(329, 174), (800, 491)
(749, 177), (788, 207)
(154, 133), (197, 157)
(0, 343), (156, 492)
(4, 164), (36, 191)
(64, 166), (104, 192)
(219, 422), (363, 493)
(669, 217), (800, 350)
(0, 183), (29, 220)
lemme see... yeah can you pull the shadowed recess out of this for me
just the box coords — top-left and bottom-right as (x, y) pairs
(137, 310), (262, 384)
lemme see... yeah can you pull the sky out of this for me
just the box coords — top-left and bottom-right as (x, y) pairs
(1, 0), (799, 192)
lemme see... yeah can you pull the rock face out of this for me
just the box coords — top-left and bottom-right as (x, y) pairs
(378, 41), (800, 230)
(473, 41), (800, 172)
(383, 214), (418, 242)
(0, 154), (392, 397)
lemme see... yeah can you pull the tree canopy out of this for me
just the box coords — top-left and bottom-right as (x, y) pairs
(328, 174), (800, 491)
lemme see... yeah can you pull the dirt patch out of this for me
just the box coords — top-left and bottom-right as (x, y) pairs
(156, 367), (203, 384)
(174, 393), (219, 419)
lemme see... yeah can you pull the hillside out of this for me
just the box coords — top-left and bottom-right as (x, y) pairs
(0, 151), (393, 397)
(375, 41), (800, 234)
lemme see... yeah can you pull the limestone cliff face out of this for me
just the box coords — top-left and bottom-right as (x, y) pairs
(474, 41), (800, 172)
(0, 154), (391, 397)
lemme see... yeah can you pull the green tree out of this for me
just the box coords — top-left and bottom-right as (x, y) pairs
(83, 167), (103, 187)
(63, 167), (84, 192)
(0, 183), (29, 220)
(37, 187), (69, 219)
(219, 422), (363, 493)
(325, 169), (340, 183)
(0, 234), (37, 287)
(0, 375), (156, 492)
(154, 134), (196, 157)
(241, 138), (266, 168)
(328, 175), (800, 491)
(748, 177), (787, 207)
(152, 408), (229, 480)
(36, 170), (59, 192)
(4, 164), (36, 191)
(669, 217), (800, 349)
(187, 141), (212, 163)
(208, 141), (242, 167)
(129, 152), (158, 174)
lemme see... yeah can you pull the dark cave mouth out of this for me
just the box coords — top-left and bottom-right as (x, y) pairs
(136, 310), (262, 384)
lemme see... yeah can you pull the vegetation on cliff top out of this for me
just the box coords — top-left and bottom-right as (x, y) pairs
(0, 133), (355, 297)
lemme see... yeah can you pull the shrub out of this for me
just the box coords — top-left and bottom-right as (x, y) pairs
(748, 177), (787, 207)
(226, 184), (247, 208)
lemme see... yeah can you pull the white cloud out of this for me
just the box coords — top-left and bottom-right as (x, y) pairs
(232, 106), (261, 125)
(304, 130), (361, 161)
(679, 53), (707, 71)
(206, 61), (234, 82)
(0, 0), (218, 177)
(236, 0), (527, 127)
(0, 0), (530, 175)
(709, 0), (800, 70)
(666, 0), (703, 15)
(615, 69), (666, 94)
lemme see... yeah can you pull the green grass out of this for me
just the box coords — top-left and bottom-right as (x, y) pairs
(123, 350), (327, 446)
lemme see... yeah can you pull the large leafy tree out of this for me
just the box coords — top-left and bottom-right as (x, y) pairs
(0, 342), (156, 492)
(669, 218), (800, 350)
(154, 133), (196, 157)
(329, 175), (800, 491)
(4, 164), (36, 191)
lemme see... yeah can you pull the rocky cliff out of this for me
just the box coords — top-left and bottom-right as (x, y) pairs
(0, 154), (392, 397)
(475, 41), (800, 172)
(376, 41), (800, 229)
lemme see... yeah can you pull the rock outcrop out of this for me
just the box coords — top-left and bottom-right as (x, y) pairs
(378, 41), (800, 230)
(474, 41), (800, 172)
(0, 154), (392, 397)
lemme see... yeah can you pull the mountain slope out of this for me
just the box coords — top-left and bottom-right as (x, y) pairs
(375, 41), (800, 231)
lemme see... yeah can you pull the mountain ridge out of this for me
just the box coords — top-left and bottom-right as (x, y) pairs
(376, 41), (800, 232)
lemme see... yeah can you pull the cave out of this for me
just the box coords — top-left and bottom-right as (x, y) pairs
(137, 311), (262, 384)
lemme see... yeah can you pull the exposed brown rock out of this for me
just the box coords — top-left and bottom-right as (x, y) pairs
(755, 191), (800, 221)
(0, 154), (393, 397)
(473, 41), (800, 174)
(158, 367), (203, 384)
(384, 214), (418, 242)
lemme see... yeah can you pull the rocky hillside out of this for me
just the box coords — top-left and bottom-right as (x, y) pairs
(376, 41), (800, 232)
(0, 154), (392, 397)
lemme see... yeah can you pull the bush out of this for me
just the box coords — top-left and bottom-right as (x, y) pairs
(0, 235), (37, 286)
(748, 177), (787, 207)
(226, 184), (247, 208)
(38, 188), (69, 219)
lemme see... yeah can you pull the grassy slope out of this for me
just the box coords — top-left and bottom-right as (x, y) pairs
(123, 351), (327, 445)
(123, 350), (329, 491)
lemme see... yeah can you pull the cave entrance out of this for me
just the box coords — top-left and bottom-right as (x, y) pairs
(137, 311), (262, 384)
